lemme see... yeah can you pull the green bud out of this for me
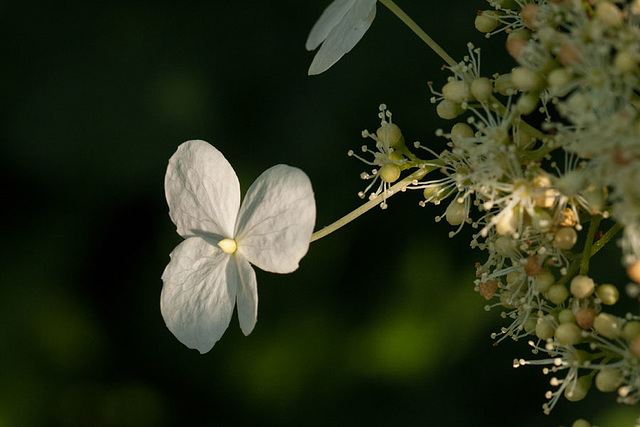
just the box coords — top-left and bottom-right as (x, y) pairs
(470, 77), (493, 102)
(623, 320), (640, 341)
(596, 284), (619, 305)
(535, 269), (555, 293)
(564, 375), (591, 402)
(558, 308), (575, 324)
(379, 163), (401, 183)
(570, 275), (595, 299)
(475, 10), (500, 33)
(436, 100), (464, 120)
(595, 367), (623, 392)
(547, 284), (569, 304)
(593, 313), (620, 339)
(536, 315), (556, 340)
(442, 80), (470, 104)
(555, 322), (582, 345)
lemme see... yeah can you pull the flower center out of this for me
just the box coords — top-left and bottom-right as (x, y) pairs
(217, 238), (237, 254)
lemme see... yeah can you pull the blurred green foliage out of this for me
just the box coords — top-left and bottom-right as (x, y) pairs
(1, 0), (635, 425)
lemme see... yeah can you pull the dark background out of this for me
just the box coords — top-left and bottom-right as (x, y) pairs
(2, 0), (637, 425)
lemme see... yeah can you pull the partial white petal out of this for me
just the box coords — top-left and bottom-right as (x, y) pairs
(165, 140), (240, 239)
(161, 237), (237, 353)
(305, 0), (356, 51)
(233, 255), (258, 336)
(235, 165), (316, 274)
(307, 0), (377, 75)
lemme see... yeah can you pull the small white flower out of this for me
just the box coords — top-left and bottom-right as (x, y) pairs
(306, 0), (377, 75)
(161, 140), (316, 353)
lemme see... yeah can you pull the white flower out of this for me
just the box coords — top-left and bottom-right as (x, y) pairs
(161, 140), (316, 353)
(306, 0), (377, 75)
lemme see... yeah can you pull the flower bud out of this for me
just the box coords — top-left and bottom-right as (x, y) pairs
(512, 67), (544, 92)
(506, 29), (530, 60)
(521, 4), (539, 29)
(379, 163), (401, 183)
(494, 236), (517, 257)
(450, 122), (474, 142)
(565, 376), (591, 402)
(627, 259), (640, 283)
(470, 77), (493, 102)
(596, 1), (623, 26)
(535, 269), (554, 293)
(547, 284), (569, 304)
(436, 100), (464, 120)
(536, 315), (556, 340)
(593, 313), (620, 339)
(516, 92), (539, 115)
(558, 308), (575, 324)
(537, 26), (558, 47)
(614, 50), (637, 74)
(572, 419), (591, 427)
(554, 227), (577, 250)
(571, 275), (595, 299)
(576, 308), (596, 329)
(596, 284), (619, 305)
(494, 74), (516, 96)
(478, 280), (498, 300)
(376, 123), (403, 147)
(555, 322), (582, 345)
(442, 80), (470, 104)
(475, 10), (500, 33)
(445, 200), (466, 226)
(595, 368), (623, 392)
(423, 184), (451, 203)
(623, 320), (640, 340)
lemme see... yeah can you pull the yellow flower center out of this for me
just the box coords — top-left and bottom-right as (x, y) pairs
(217, 238), (237, 254)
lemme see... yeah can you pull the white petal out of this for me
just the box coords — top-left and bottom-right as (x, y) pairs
(305, 0), (357, 51)
(165, 140), (240, 239)
(307, 0), (377, 75)
(235, 165), (316, 274)
(233, 255), (258, 336)
(161, 237), (237, 353)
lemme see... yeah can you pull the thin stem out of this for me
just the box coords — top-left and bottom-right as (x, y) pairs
(310, 164), (440, 242)
(590, 221), (622, 256)
(580, 216), (602, 275)
(557, 221), (622, 287)
(378, 0), (457, 67)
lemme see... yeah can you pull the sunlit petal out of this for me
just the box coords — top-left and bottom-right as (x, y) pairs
(235, 165), (316, 274)
(306, 0), (356, 51)
(165, 140), (240, 239)
(161, 237), (237, 353)
(307, 0), (377, 75)
(233, 255), (258, 336)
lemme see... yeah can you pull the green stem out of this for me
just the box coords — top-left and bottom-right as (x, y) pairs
(310, 162), (441, 242)
(590, 221), (622, 256)
(378, 0), (457, 67)
(557, 221), (622, 287)
(580, 216), (602, 275)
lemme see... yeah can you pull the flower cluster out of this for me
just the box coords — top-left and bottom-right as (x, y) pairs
(309, 0), (640, 421)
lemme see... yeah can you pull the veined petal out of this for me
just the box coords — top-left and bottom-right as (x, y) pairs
(233, 255), (258, 336)
(305, 0), (357, 51)
(235, 165), (316, 274)
(307, 0), (377, 75)
(165, 140), (240, 239)
(161, 237), (237, 354)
